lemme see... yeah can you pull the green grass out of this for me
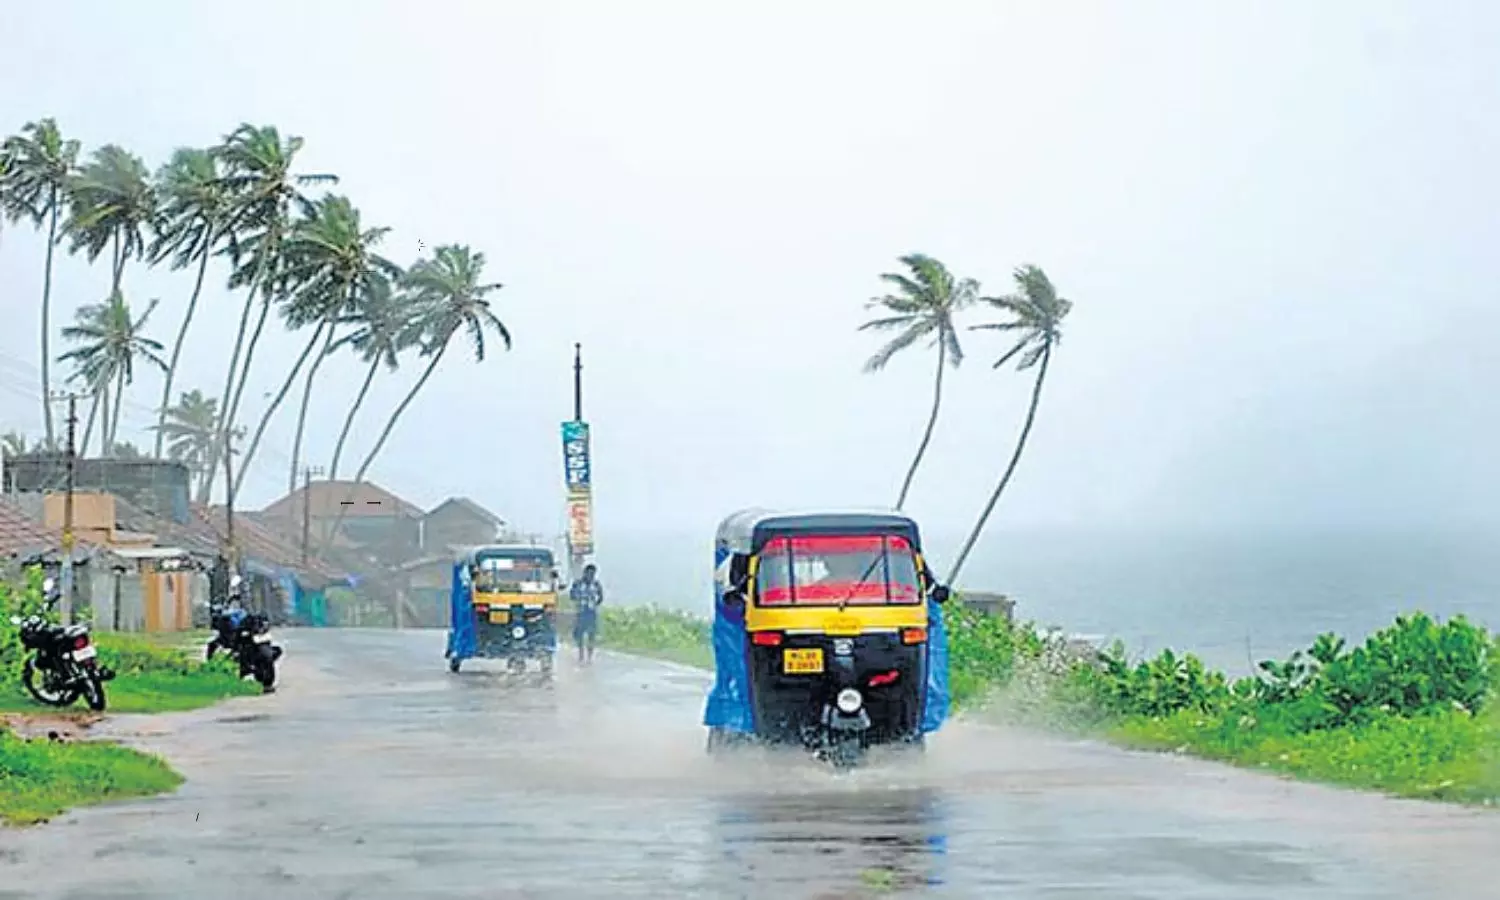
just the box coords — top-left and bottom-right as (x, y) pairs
(589, 601), (1500, 806)
(597, 605), (714, 669)
(0, 727), (183, 825)
(0, 632), (259, 715)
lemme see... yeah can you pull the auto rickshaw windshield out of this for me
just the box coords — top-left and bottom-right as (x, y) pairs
(756, 534), (920, 606)
(472, 555), (554, 592)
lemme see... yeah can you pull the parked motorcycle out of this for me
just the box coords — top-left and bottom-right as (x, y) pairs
(205, 576), (282, 693)
(9, 577), (116, 711)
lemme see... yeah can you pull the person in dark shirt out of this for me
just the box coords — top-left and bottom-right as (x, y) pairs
(570, 564), (604, 665)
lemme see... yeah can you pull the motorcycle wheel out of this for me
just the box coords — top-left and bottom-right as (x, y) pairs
(205, 640), (217, 661)
(80, 668), (108, 711)
(254, 646), (277, 692)
(22, 657), (79, 707)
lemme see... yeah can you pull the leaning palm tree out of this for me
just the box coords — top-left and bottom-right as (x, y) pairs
(860, 254), (976, 509)
(58, 292), (169, 454)
(326, 274), (421, 480)
(149, 147), (234, 459)
(230, 194), (398, 496)
(946, 265), (1072, 584)
(154, 388), (229, 495)
(319, 246), (507, 553)
(1, 119), (81, 445)
(199, 123), (336, 503)
(63, 145), (156, 298)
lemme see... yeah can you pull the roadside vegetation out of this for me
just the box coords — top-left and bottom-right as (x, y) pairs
(599, 601), (1500, 804)
(0, 727), (182, 825)
(0, 571), (254, 825)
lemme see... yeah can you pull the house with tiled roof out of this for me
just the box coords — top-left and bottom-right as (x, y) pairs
(261, 479), (425, 566)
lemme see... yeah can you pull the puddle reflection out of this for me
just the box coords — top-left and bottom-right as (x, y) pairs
(712, 785), (949, 892)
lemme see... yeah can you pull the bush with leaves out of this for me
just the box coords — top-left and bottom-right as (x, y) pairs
(0, 568), (48, 689)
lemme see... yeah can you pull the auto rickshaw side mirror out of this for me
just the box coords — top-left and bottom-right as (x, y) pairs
(930, 584), (951, 604)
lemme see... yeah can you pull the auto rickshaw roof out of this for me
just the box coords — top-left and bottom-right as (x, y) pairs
(715, 507), (922, 555)
(459, 543), (557, 563)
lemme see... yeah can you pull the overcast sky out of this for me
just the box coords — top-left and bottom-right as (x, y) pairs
(2, 0), (1497, 552)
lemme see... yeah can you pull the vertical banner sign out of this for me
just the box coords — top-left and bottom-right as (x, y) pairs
(561, 421), (594, 556)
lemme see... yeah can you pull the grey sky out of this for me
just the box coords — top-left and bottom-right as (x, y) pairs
(2, 1), (1497, 550)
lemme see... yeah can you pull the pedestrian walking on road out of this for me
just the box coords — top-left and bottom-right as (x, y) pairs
(571, 563), (604, 665)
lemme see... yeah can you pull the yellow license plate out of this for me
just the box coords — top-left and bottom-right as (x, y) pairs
(782, 647), (824, 675)
(823, 613), (863, 637)
(488, 610), (510, 624)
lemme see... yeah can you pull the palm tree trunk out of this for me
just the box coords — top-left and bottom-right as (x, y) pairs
(108, 368), (126, 452)
(79, 390), (102, 456)
(895, 341), (947, 510)
(329, 355), (381, 481)
(287, 325), (337, 494)
(97, 382), (111, 457)
(946, 343), (1053, 585)
(232, 320), (328, 497)
(39, 199), (59, 446)
(201, 229), (276, 503)
(155, 244), (213, 458)
(227, 290), (273, 437)
(110, 233), (126, 297)
(317, 348), (446, 561)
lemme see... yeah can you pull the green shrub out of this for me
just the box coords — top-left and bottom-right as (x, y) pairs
(0, 727), (183, 824)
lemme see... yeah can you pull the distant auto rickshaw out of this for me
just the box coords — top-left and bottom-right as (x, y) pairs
(702, 509), (951, 768)
(445, 544), (560, 677)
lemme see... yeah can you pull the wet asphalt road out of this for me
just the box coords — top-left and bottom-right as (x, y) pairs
(2, 629), (1499, 899)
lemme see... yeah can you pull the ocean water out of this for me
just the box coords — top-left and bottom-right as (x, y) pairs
(594, 527), (1500, 676)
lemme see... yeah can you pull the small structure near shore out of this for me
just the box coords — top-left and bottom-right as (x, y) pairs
(959, 591), (1015, 622)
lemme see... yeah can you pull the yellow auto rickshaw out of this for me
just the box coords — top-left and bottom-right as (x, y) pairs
(703, 509), (951, 768)
(445, 544), (561, 677)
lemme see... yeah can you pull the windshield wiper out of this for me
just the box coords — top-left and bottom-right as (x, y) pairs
(837, 545), (887, 612)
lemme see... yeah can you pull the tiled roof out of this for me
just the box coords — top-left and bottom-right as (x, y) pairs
(261, 480), (424, 522)
(112, 496), (221, 557)
(194, 505), (348, 585)
(0, 496), (94, 560)
(425, 496), (506, 526)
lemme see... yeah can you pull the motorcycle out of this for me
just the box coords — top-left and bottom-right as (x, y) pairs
(9, 577), (116, 711)
(205, 576), (282, 693)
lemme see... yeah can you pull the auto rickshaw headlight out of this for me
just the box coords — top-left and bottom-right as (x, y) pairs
(511, 625), (526, 639)
(836, 688), (863, 714)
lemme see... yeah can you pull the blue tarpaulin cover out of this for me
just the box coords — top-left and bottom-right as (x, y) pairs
(702, 544), (950, 735)
(445, 562), (477, 659)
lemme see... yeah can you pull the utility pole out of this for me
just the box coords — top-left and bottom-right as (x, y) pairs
(300, 465), (324, 566)
(54, 392), (78, 625)
(573, 342), (583, 422)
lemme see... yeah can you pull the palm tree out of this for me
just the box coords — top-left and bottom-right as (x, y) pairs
(199, 123), (336, 503)
(154, 388), (229, 495)
(859, 254), (976, 510)
(2, 431), (27, 458)
(63, 145), (156, 297)
(231, 194), (398, 496)
(58, 292), (169, 455)
(1, 119), (81, 446)
(319, 246), (507, 552)
(326, 274), (420, 480)
(149, 147), (233, 459)
(946, 265), (1073, 584)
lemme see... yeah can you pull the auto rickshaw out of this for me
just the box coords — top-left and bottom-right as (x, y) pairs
(703, 509), (951, 768)
(445, 544), (560, 677)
